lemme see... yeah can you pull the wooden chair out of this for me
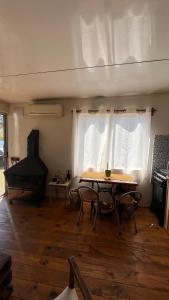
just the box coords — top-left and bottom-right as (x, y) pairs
(96, 182), (113, 194)
(0, 252), (13, 300)
(69, 177), (93, 210)
(76, 186), (99, 230)
(53, 256), (92, 300)
(69, 177), (80, 210)
(117, 191), (142, 234)
(77, 186), (120, 231)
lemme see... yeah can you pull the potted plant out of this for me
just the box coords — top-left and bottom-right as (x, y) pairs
(105, 163), (111, 178)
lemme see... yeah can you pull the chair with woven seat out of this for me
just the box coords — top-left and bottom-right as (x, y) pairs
(53, 256), (92, 300)
(96, 182), (113, 194)
(69, 177), (94, 210)
(69, 177), (81, 210)
(76, 186), (98, 230)
(117, 191), (142, 234)
(77, 186), (120, 231)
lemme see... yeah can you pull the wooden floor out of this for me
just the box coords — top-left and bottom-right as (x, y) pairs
(0, 197), (169, 300)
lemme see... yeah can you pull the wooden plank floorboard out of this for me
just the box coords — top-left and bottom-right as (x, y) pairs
(0, 198), (169, 299)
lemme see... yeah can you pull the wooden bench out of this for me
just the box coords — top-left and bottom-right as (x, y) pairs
(0, 253), (13, 299)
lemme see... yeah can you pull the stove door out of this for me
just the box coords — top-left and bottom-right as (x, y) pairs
(151, 174), (166, 226)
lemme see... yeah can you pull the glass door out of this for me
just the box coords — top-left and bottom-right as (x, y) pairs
(0, 114), (7, 195)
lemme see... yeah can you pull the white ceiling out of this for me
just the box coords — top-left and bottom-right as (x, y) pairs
(0, 0), (169, 103)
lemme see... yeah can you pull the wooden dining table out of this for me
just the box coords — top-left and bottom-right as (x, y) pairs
(80, 171), (138, 189)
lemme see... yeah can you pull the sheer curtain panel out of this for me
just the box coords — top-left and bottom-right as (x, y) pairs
(72, 109), (151, 183)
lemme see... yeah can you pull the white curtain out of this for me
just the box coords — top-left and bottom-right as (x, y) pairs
(72, 109), (151, 183)
(71, 109), (78, 177)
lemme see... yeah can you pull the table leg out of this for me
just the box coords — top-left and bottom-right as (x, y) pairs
(65, 188), (67, 208)
(49, 186), (52, 205)
(65, 185), (70, 208)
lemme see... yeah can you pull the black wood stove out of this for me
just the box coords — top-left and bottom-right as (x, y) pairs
(151, 169), (168, 226)
(4, 130), (48, 206)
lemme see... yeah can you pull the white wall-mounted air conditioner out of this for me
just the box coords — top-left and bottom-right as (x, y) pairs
(25, 104), (64, 117)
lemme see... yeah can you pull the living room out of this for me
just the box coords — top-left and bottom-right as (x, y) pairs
(0, 1), (169, 299)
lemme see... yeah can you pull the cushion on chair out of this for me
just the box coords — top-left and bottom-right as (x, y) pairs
(54, 287), (79, 300)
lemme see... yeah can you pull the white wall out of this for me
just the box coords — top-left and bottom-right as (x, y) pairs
(7, 93), (169, 206)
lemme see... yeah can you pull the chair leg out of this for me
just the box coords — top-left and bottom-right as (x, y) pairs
(119, 209), (122, 224)
(93, 206), (98, 231)
(90, 201), (94, 220)
(115, 208), (121, 235)
(76, 201), (83, 226)
(132, 215), (138, 234)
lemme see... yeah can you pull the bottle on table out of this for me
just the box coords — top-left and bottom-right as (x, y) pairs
(66, 170), (71, 181)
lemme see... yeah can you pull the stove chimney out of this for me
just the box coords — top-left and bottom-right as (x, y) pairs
(27, 130), (39, 158)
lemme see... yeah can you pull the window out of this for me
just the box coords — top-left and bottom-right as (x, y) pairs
(73, 109), (151, 183)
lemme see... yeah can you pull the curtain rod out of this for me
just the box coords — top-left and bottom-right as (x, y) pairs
(72, 107), (156, 116)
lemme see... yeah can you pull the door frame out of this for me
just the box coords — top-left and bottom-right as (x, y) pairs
(2, 113), (8, 170)
(0, 113), (8, 195)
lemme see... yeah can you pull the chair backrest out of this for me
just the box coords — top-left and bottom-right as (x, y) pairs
(119, 191), (142, 209)
(69, 177), (80, 190)
(69, 190), (81, 210)
(54, 257), (93, 300)
(77, 186), (99, 203)
(69, 177), (81, 210)
(96, 182), (113, 193)
(68, 256), (93, 300)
